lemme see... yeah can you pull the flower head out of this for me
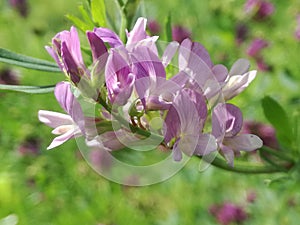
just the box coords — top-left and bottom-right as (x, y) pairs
(46, 27), (88, 84)
(245, 0), (274, 20)
(172, 25), (192, 43)
(209, 202), (248, 225)
(38, 82), (85, 149)
(212, 103), (263, 166)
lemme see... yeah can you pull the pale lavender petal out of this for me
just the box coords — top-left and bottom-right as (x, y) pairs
(212, 103), (227, 140)
(45, 46), (64, 71)
(162, 41), (179, 67)
(98, 131), (125, 150)
(69, 26), (84, 66)
(163, 103), (180, 143)
(38, 110), (73, 128)
(173, 89), (202, 135)
(194, 134), (218, 156)
(170, 70), (190, 87)
(146, 96), (171, 110)
(185, 88), (207, 121)
(223, 70), (257, 100)
(178, 39), (214, 87)
(224, 134), (263, 152)
(190, 41), (213, 68)
(212, 64), (228, 82)
(105, 48), (132, 103)
(94, 27), (123, 47)
(126, 17), (147, 46)
(47, 128), (76, 150)
(113, 73), (135, 105)
(132, 46), (166, 79)
(228, 59), (250, 76)
(54, 82), (85, 133)
(220, 144), (235, 167)
(173, 140), (183, 161)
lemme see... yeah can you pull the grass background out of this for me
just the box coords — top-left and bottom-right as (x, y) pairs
(0, 0), (300, 224)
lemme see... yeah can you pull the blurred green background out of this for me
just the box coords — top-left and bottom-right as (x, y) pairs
(0, 0), (300, 224)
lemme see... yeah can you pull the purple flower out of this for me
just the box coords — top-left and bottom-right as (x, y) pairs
(246, 190), (257, 203)
(212, 103), (263, 166)
(148, 20), (161, 35)
(0, 69), (20, 85)
(256, 1), (275, 20)
(38, 82), (85, 149)
(18, 137), (40, 156)
(93, 17), (158, 52)
(245, 0), (274, 20)
(209, 202), (248, 225)
(105, 48), (134, 105)
(235, 23), (249, 45)
(246, 38), (269, 57)
(172, 25), (192, 43)
(242, 120), (279, 149)
(9, 0), (28, 17)
(222, 59), (257, 101)
(46, 27), (88, 84)
(294, 15), (300, 41)
(246, 38), (271, 71)
(164, 88), (217, 161)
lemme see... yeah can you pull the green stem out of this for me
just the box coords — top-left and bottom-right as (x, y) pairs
(208, 156), (291, 174)
(97, 98), (294, 175)
(259, 146), (295, 162)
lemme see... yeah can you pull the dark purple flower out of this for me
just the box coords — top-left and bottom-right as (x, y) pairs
(148, 20), (161, 35)
(235, 23), (249, 45)
(9, 0), (28, 17)
(256, 1), (275, 20)
(46, 27), (88, 84)
(0, 69), (20, 85)
(246, 190), (257, 203)
(18, 137), (40, 156)
(209, 202), (248, 225)
(172, 25), (192, 43)
(245, 0), (274, 20)
(242, 120), (279, 149)
(246, 38), (269, 57)
(255, 57), (271, 71)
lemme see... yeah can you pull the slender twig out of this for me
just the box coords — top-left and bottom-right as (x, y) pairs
(259, 146), (295, 162)
(208, 156), (292, 174)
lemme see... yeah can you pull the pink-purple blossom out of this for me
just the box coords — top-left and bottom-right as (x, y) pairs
(245, 0), (274, 20)
(41, 17), (263, 166)
(172, 25), (192, 43)
(38, 82), (84, 149)
(209, 202), (248, 225)
(295, 15), (300, 41)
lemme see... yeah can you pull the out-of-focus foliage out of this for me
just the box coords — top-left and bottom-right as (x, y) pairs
(0, 0), (300, 224)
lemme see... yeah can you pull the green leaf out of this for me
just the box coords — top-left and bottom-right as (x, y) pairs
(66, 14), (91, 32)
(165, 13), (172, 42)
(90, 0), (106, 27)
(262, 96), (292, 144)
(78, 4), (94, 27)
(0, 48), (60, 72)
(0, 84), (55, 94)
